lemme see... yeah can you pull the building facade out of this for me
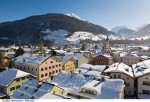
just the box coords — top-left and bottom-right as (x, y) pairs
(13, 54), (62, 82)
(93, 54), (113, 65)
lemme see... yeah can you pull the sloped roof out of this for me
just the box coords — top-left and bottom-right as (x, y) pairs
(10, 79), (55, 99)
(104, 63), (134, 77)
(132, 60), (150, 77)
(51, 71), (124, 99)
(80, 78), (124, 99)
(13, 54), (51, 65)
(74, 63), (106, 77)
(0, 69), (31, 86)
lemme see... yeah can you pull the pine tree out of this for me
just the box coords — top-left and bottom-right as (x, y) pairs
(81, 44), (85, 51)
(15, 47), (25, 57)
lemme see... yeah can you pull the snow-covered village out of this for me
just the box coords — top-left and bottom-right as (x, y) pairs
(0, 36), (150, 99)
(1, 0), (150, 101)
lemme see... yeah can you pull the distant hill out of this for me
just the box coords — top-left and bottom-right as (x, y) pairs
(111, 26), (135, 37)
(135, 24), (150, 37)
(0, 13), (115, 45)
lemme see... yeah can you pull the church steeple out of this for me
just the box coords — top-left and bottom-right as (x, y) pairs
(102, 36), (111, 53)
(106, 36), (109, 41)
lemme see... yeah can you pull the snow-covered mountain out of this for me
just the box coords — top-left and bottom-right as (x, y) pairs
(135, 23), (148, 31)
(41, 29), (121, 45)
(65, 13), (84, 21)
(111, 25), (135, 37)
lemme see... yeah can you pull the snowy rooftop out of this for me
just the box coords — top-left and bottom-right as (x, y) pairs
(51, 71), (124, 99)
(120, 52), (139, 58)
(54, 50), (66, 54)
(104, 63), (134, 77)
(55, 56), (73, 63)
(132, 60), (150, 77)
(80, 78), (124, 99)
(0, 69), (31, 86)
(51, 71), (90, 92)
(65, 53), (85, 60)
(39, 93), (67, 99)
(0, 47), (11, 51)
(74, 63), (106, 77)
(13, 54), (51, 65)
(10, 79), (58, 99)
(137, 51), (150, 55)
(94, 53), (112, 59)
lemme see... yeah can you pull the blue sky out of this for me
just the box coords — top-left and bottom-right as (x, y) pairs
(0, 0), (150, 30)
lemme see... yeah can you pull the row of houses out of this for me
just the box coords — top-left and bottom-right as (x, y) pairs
(0, 67), (125, 99)
(104, 60), (150, 99)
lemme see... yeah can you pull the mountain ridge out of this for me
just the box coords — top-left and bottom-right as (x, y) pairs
(0, 13), (115, 45)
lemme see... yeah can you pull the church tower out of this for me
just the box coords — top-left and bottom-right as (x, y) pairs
(103, 36), (111, 53)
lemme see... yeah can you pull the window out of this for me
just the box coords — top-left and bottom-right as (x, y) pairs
(21, 93), (24, 96)
(24, 67), (25, 69)
(16, 85), (20, 89)
(45, 73), (48, 76)
(118, 75), (121, 78)
(56, 65), (58, 67)
(36, 69), (37, 71)
(114, 74), (116, 78)
(53, 71), (55, 74)
(51, 61), (53, 63)
(143, 90), (149, 94)
(143, 81), (150, 86)
(16, 78), (20, 82)
(0, 87), (4, 91)
(41, 74), (44, 78)
(41, 68), (44, 71)
(28, 67), (29, 70)
(59, 69), (61, 72)
(10, 87), (15, 91)
(49, 72), (51, 76)
(21, 77), (25, 80)
(45, 62), (47, 64)
(59, 64), (61, 66)
(53, 66), (55, 68)
(49, 66), (51, 69)
(128, 91), (131, 95)
(56, 70), (58, 73)
(45, 67), (47, 70)
(32, 68), (33, 70)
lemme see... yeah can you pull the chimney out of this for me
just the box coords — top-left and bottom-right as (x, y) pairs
(78, 70), (81, 74)
(70, 71), (73, 78)
(101, 75), (105, 81)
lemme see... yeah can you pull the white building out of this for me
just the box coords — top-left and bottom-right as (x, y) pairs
(132, 60), (150, 99)
(104, 63), (134, 96)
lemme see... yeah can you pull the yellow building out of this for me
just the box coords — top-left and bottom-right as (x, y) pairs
(0, 69), (35, 99)
(56, 56), (76, 72)
(10, 79), (65, 99)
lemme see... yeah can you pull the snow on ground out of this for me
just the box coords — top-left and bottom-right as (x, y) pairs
(41, 29), (70, 45)
(129, 35), (150, 41)
(66, 31), (119, 42)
